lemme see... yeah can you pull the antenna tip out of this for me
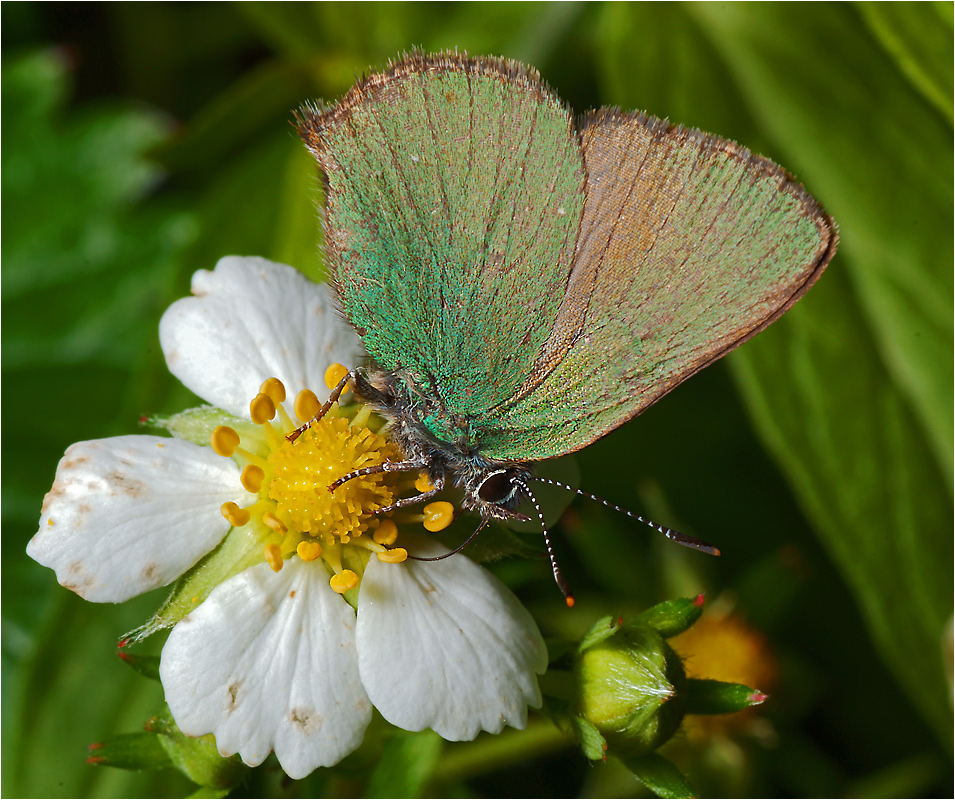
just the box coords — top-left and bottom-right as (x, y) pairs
(565, 594), (576, 608)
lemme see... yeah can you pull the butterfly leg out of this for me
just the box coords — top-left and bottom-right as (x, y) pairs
(286, 370), (355, 443)
(376, 475), (447, 515)
(327, 459), (428, 493)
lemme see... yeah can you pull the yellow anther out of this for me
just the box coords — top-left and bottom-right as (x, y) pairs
(240, 464), (265, 493)
(376, 547), (408, 564)
(294, 389), (320, 422)
(415, 472), (434, 493)
(250, 392), (276, 424)
(262, 512), (288, 533)
(325, 363), (349, 390)
(221, 501), (251, 527)
(211, 426), (241, 457)
(260, 377), (287, 405)
(296, 540), (322, 561)
(423, 501), (455, 532)
(264, 542), (284, 572)
(329, 569), (359, 594)
(373, 519), (398, 546)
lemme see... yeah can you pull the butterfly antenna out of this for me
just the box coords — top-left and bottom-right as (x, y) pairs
(530, 476), (721, 557)
(407, 518), (489, 562)
(518, 480), (575, 607)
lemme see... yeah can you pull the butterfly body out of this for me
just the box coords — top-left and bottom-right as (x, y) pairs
(298, 51), (837, 529)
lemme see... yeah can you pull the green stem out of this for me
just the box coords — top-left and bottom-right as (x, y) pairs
(429, 718), (574, 787)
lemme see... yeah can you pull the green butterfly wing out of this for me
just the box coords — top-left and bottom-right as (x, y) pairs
(474, 110), (837, 461)
(302, 54), (836, 465)
(298, 53), (585, 445)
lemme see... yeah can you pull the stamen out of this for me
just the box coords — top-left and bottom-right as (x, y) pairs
(330, 569), (358, 594)
(250, 392), (276, 425)
(262, 512), (287, 533)
(423, 501), (454, 532)
(415, 472), (434, 492)
(377, 548), (408, 564)
(297, 540), (322, 561)
(264, 542), (283, 572)
(325, 363), (350, 390)
(240, 464), (265, 493)
(211, 426), (240, 457)
(259, 377), (286, 405)
(221, 501), (251, 527)
(373, 519), (398, 545)
(294, 389), (320, 422)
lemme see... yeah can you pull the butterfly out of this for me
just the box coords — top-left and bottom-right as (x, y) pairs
(296, 51), (837, 596)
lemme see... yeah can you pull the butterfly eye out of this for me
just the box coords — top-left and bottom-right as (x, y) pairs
(477, 470), (519, 505)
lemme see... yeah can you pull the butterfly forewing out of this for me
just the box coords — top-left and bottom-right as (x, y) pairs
(299, 54), (585, 443)
(476, 111), (836, 462)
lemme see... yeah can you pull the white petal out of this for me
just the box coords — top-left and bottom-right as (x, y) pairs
(159, 256), (365, 417)
(161, 560), (372, 778)
(27, 436), (247, 603)
(357, 538), (547, 740)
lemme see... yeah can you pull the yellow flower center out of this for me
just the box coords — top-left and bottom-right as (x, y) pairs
(207, 368), (460, 596)
(267, 417), (396, 538)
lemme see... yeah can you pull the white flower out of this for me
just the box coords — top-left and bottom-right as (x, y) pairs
(27, 256), (548, 779)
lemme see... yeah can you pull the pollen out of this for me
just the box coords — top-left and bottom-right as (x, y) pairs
(373, 519), (398, 545)
(267, 416), (398, 539)
(221, 501), (251, 527)
(324, 363), (349, 390)
(423, 501), (455, 532)
(211, 426), (241, 457)
(260, 377), (287, 405)
(330, 569), (359, 594)
(250, 392), (277, 424)
(296, 540), (322, 561)
(241, 464), (265, 493)
(415, 472), (434, 492)
(294, 389), (320, 422)
(264, 542), (284, 572)
(376, 547), (408, 564)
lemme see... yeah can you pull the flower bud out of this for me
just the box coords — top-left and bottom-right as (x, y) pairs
(574, 615), (688, 758)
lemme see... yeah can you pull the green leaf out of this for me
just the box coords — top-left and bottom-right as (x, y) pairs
(117, 651), (161, 681)
(570, 715), (608, 762)
(857, 2), (953, 121)
(635, 597), (704, 639)
(365, 730), (442, 798)
(623, 752), (697, 799)
(684, 679), (764, 715)
(594, 2), (953, 748)
(86, 731), (173, 771)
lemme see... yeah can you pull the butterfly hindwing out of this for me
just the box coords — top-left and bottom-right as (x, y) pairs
(299, 54), (585, 445)
(474, 110), (836, 461)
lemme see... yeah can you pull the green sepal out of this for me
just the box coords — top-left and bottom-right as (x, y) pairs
(148, 406), (263, 450)
(151, 708), (247, 791)
(117, 650), (160, 681)
(570, 715), (608, 761)
(634, 596), (704, 639)
(86, 732), (173, 771)
(685, 678), (766, 715)
(623, 752), (697, 799)
(576, 615), (621, 653)
(132, 524), (263, 639)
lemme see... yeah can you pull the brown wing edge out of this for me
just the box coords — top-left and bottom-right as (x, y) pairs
(561, 106), (839, 435)
(294, 49), (572, 170)
(291, 49), (585, 339)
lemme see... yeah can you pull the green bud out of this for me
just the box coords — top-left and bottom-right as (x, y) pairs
(574, 615), (687, 759)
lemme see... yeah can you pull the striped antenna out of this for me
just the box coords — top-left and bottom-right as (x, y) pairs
(517, 480), (575, 607)
(529, 476), (721, 557)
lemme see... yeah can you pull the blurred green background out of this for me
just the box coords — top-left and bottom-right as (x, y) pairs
(3, 3), (952, 797)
